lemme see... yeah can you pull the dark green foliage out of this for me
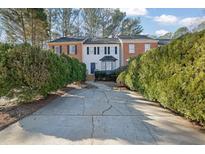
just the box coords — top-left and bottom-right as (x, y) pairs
(117, 30), (205, 126)
(95, 66), (127, 81)
(0, 44), (86, 102)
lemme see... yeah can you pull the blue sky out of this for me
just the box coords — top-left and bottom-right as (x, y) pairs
(120, 8), (205, 36)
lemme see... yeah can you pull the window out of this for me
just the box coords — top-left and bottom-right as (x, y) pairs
(108, 47), (110, 54)
(115, 46), (117, 54)
(69, 45), (76, 54)
(55, 46), (61, 55)
(52, 46), (54, 50)
(104, 47), (107, 54)
(94, 47), (96, 55)
(128, 44), (135, 53)
(144, 44), (151, 52)
(97, 47), (100, 55)
(87, 47), (89, 55)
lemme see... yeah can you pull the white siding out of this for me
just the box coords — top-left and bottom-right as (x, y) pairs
(83, 44), (120, 74)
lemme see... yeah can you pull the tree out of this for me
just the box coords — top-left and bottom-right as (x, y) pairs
(56, 8), (80, 37)
(0, 8), (48, 46)
(82, 8), (101, 37)
(193, 21), (205, 32)
(104, 9), (126, 37)
(172, 27), (189, 39)
(45, 8), (59, 41)
(26, 9), (49, 46)
(159, 32), (173, 39)
(98, 8), (112, 37)
(120, 17), (143, 35)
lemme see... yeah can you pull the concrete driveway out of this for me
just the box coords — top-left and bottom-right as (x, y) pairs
(0, 81), (205, 144)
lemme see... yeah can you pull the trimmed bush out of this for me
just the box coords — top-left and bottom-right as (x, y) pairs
(117, 30), (205, 125)
(0, 44), (86, 102)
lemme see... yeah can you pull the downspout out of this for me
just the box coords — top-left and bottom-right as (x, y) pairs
(118, 38), (124, 67)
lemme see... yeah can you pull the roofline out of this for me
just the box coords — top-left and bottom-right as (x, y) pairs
(47, 41), (85, 45)
(83, 42), (121, 45)
(118, 39), (158, 43)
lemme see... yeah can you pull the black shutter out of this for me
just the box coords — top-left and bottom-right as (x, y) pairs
(67, 45), (69, 54)
(97, 47), (100, 55)
(60, 46), (62, 54)
(108, 47), (110, 54)
(87, 47), (89, 55)
(75, 45), (77, 54)
(94, 47), (96, 55)
(115, 46), (117, 54)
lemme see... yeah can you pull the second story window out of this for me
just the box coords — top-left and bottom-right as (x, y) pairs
(144, 44), (151, 52)
(97, 47), (100, 55)
(104, 47), (107, 54)
(115, 46), (117, 54)
(69, 45), (77, 54)
(129, 44), (135, 53)
(94, 47), (96, 55)
(55, 46), (61, 55)
(108, 47), (110, 54)
(87, 47), (89, 55)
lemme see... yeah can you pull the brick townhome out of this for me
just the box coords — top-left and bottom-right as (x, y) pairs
(47, 35), (158, 74)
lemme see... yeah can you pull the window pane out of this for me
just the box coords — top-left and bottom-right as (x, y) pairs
(144, 44), (151, 52)
(129, 44), (135, 53)
(94, 47), (96, 55)
(97, 47), (100, 55)
(69, 45), (76, 54)
(104, 47), (107, 54)
(115, 46), (117, 54)
(108, 47), (110, 54)
(87, 47), (89, 55)
(55, 46), (60, 55)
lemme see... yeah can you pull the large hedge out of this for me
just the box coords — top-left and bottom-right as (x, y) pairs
(117, 30), (205, 125)
(0, 44), (86, 102)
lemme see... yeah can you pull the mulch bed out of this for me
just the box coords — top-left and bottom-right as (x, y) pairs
(0, 83), (85, 131)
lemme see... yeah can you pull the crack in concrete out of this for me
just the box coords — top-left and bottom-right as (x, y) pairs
(91, 116), (94, 145)
(82, 97), (85, 116)
(102, 105), (112, 115)
(101, 90), (123, 116)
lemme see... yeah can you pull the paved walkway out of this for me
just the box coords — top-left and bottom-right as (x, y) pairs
(0, 81), (205, 144)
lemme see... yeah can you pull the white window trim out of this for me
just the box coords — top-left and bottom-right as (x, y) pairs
(69, 45), (76, 54)
(144, 44), (151, 52)
(55, 46), (60, 55)
(129, 44), (135, 53)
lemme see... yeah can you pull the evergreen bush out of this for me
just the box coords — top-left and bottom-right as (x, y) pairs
(0, 44), (86, 102)
(117, 30), (205, 125)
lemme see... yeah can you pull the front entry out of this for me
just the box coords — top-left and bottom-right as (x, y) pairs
(90, 63), (96, 74)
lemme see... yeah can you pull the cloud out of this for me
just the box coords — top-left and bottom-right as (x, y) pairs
(120, 8), (148, 16)
(155, 29), (169, 36)
(179, 16), (205, 27)
(154, 14), (178, 24)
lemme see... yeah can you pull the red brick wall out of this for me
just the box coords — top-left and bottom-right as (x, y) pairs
(123, 42), (158, 65)
(48, 42), (83, 62)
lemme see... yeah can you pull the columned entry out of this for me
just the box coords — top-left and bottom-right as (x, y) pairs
(100, 56), (117, 71)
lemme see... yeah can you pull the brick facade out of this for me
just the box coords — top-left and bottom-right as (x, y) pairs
(48, 42), (83, 62)
(122, 42), (158, 65)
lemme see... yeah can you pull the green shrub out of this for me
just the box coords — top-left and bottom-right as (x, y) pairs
(117, 30), (205, 125)
(0, 44), (86, 102)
